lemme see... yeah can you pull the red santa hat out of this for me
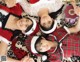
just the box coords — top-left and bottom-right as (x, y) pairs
(24, 18), (39, 35)
(40, 20), (57, 34)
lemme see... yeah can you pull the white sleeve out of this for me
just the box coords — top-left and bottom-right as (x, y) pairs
(0, 9), (8, 16)
(0, 36), (10, 44)
(63, 26), (70, 34)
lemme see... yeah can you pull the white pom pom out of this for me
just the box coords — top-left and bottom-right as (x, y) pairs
(0, 21), (2, 27)
(42, 55), (47, 61)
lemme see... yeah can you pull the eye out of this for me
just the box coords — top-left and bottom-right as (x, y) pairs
(40, 42), (42, 45)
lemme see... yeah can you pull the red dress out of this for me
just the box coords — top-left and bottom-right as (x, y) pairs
(48, 28), (80, 62)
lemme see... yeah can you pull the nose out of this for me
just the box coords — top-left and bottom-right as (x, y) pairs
(22, 21), (27, 25)
(43, 22), (50, 28)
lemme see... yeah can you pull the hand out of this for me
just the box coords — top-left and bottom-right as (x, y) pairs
(21, 55), (35, 62)
(4, 0), (16, 8)
(75, 17), (80, 31)
(74, 6), (80, 16)
(70, 0), (80, 16)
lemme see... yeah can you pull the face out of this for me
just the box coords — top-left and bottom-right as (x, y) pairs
(40, 15), (53, 29)
(17, 18), (32, 32)
(36, 38), (52, 52)
(5, 0), (16, 8)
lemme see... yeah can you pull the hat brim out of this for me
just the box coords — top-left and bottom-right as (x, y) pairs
(40, 20), (57, 34)
(31, 36), (40, 53)
(25, 18), (37, 35)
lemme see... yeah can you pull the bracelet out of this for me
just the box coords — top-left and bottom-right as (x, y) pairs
(64, 26), (70, 34)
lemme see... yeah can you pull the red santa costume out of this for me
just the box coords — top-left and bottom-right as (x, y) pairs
(0, 8), (39, 59)
(30, 24), (80, 62)
(0, 2), (22, 16)
(0, 9), (13, 44)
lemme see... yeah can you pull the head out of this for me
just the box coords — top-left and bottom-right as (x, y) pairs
(40, 15), (54, 29)
(31, 36), (55, 53)
(39, 15), (57, 34)
(35, 37), (52, 52)
(16, 17), (33, 35)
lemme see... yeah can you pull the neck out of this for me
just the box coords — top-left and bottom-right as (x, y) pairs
(38, 8), (49, 17)
(49, 41), (58, 48)
(5, 15), (19, 31)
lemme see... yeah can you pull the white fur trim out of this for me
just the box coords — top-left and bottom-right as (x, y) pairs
(0, 9), (8, 16)
(25, 18), (37, 35)
(42, 55), (47, 61)
(0, 36), (10, 44)
(31, 36), (39, 53)
(64, 26), (70, 34)
(40, 20), (57, 34)
(0, 22), (2, 28)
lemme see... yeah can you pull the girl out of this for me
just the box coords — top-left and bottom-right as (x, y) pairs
(0, 8), (37, 62)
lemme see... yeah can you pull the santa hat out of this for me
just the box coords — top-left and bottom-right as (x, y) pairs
(24, 18), (39, 35)
(40, 20), (57, 34)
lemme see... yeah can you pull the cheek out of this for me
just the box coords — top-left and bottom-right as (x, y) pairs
(41, 19), (45, 25)
(21, 26), (26, 30)
(41, 47), (48, 52)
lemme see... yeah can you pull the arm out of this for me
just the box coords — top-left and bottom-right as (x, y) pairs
(71, 0), (80, 16)
(0, 41), (35, 62)
(0, 41), (21, 62)
(64, 17), (80, 34)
